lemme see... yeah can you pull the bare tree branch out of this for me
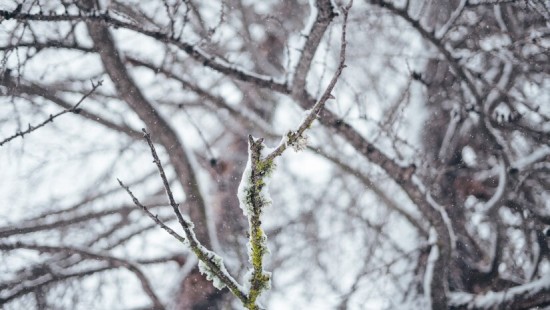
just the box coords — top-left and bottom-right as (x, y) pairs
(290, 0), (338, 96)
(0, 242), (165, 310)
(117, 179), (187, 245)
(85, 16), (212, 247)
(118, 129), (248, 305)
(0, 80), (102, 146)
(0, 8), (288, 93)
(266, 1), (353, 162)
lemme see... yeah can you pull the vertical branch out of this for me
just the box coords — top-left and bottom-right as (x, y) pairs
(290, 0), (338, 95)
(238, 4), (354, 308)
(238, 136), (274, 309)
(266, 0), (352, 162)
(141, 129), (185, 227)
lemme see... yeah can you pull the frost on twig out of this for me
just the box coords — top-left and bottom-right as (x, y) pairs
(285, 131), (309, 152)
(237, 136), (274, 308)
(198, 248), (231, 290)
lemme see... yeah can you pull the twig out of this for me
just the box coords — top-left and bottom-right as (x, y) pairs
(239, 4), (354, 308)
(435, 0), (466, 39)
(0, 265), (114, 305)
(370, 0), (481, 105)
(0, 201), (163, 239)
(119, 129), (248, 304)
(0, 80), (102, 147)
(0, 242), (165, 310)
(0, 8), (287, 93)
(141, 129), (187, 229)
(125, 56), (276, 138)
(116, 179), (187, 244)
(312, 146), (428, 236)
(181, 109), (216, 160)
(265, 0), (353, 162)
(2, 81), (143, 140)
(242, 136), (272, 309)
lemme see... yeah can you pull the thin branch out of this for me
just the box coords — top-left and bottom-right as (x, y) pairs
(125, 56), (276, 138)
(265, 0), (353, 162)
(370, 0), (481, 105)
(0, 265), (115, 305)
(0, 202), (163, 239)
(291, 0), (338, 95)
(0, 8), (287, 93)
(6, 81), (143, 139)
(0, 41), (96, 53)
(19, 170), (159, 223)
(0, 242), (165, 310)
(141, 129), (181, 222)
(119, 129), (248, 304)
(312, 146), (428, 236)
(117, 179), (187, 244)
(0, 80), (102, 146)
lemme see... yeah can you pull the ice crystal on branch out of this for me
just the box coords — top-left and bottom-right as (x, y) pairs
(198, 250), (228, 290)
(236, 136), (275, 305)
(287, 131), (309, 152)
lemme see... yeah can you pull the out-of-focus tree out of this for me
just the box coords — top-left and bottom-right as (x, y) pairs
(0, 0), (549, 309)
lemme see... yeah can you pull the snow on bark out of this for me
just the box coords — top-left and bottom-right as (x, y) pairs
(198, 249), (230, 290)
(449, 276), (550, 309)
(512, 146), (550, 171)
(424, 229), (439, 309)
(481, 158), (506, 213)
(237, 151), (254, 217)
(237, 136), (274, 307)
(237, 139), (275, 217)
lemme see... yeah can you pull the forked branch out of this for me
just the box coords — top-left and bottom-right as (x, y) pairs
(119, 129), (248, 304)
(118, 2), (353, 308)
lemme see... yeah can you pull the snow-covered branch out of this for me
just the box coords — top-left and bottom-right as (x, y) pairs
(450, 276), (550, 309)
(435, 0), (466, 39)
(482, 157), (507, 214)
(237, 136), (274, 309)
